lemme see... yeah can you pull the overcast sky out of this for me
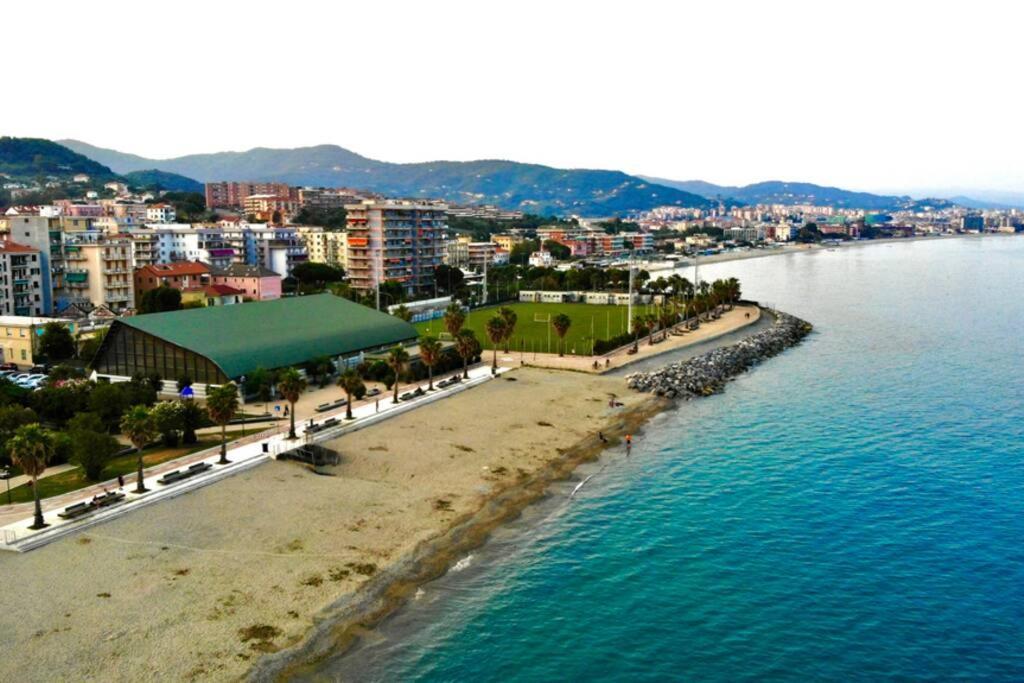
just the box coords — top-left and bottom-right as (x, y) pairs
(6, 1), (1021, 195)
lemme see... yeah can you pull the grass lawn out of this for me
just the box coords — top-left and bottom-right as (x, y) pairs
(3, 429), (250, 505)
(415, 302), (662, 356)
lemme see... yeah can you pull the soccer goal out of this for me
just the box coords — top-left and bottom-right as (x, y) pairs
(533, 313), (551, 323)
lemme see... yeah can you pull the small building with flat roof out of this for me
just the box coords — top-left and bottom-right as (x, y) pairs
(90, 293), (417, 392)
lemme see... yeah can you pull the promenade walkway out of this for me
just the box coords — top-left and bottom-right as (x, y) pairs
(0, 363), (504, 552)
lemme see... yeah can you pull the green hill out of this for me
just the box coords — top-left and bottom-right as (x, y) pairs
(0, 137), (121, 182)
(60, 140), (712, 215)
(121, 169), (203, 193)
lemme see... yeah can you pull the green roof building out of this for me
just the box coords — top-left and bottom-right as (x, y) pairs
(92, 293), (417, 385)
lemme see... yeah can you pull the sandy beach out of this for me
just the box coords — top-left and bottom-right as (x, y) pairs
(0, 367), (665, 682)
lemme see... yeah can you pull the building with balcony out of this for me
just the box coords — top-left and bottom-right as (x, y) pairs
(296, 227), (347, 269)
(209, 263), (282, 301)
(62, 240), (134, 313)
(204, 181), (294, 210)
(145, 203), (177, 223)
(345, 200), (446, 295)
(1, 215), (57, 313)
(0, 241), (45, 317)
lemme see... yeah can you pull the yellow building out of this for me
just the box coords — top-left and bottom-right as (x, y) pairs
(0, 316), (76, 368)
(63, 240), (134, 313)
(296, 227), (347, 269)
(491, 233), (523, 252)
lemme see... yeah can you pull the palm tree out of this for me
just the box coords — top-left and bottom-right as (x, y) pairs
(659, 305), (676, 338)
(631, 313), (646, 351)
(551, 313), (572, 357)
(498, 306), (517, 353)
(443, 302), (465, 340)
(120, 405), (157, 494)
(645, 313), (658, 345)
(454, 329), (479, 379)
(419, 335), (443, 390)
(276, 367), (307, 439)
(338, 369), (365, 420)
(8, 423), (54, 529)
(387, 345), (410, 403)
(484, 315), (508, 373)
(206, 383), (240, 464)
(392, 304), (413, 322)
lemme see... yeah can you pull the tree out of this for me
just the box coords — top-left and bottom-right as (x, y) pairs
(37, 322), (75, 362)
(179, 399), (205, 445)
(0, 405), (38, 467)
(206, 383), (239, 464)
(88, 382), (129, 432)
(276, 368), (306, 439)
(485, 315), (508, 373)
(498, 306), (517, 353)
(434, 264), (465, 295)
(67, 412), (118, 482)
(631, 313), (646, 351)
(645, 314), (658, 345)
(291, 262), (345, 292)
(8, 424), (55, 529)
(386, 345), (410, 403)
(138, 285), (182, 314)
(551, 313), (572, 357)
(392, 304), (413, 322)
(418, 336), (442, 390)
(292, 205), (347, 229)
(542, 240), (571, 260)
(338, 369), (365, 420)
(304, 355), (334, 388)
(245, 366), (274, 412)
(443, 302), (465, 339)
(454, 329), (479, 379)
(150, 400), (185, 447)
(120, 405), (157, 493)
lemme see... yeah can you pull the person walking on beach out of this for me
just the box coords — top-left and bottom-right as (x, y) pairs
(625, 434), (632, 455)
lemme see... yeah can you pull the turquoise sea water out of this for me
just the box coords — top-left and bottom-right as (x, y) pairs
(314, 237), (1024, 681)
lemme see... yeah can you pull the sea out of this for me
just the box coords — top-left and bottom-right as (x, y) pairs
(305, 236), (1024, 681)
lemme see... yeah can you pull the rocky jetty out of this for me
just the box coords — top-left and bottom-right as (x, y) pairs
(626, 310), (813, 399)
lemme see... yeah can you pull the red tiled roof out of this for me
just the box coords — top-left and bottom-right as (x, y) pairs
(137, 261), (210, 277)
(0, 240), (38, 253)
(204, 284), (244, 297)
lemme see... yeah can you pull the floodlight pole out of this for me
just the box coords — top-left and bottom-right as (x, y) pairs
(627, 252), (635, 334)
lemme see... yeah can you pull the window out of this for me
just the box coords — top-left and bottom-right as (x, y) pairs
(20, 349), (26, 360)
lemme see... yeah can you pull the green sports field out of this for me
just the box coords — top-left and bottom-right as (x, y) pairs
(415, 302), (662, 356)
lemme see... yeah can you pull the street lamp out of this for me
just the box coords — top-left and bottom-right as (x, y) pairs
(0, 468), (12, 506)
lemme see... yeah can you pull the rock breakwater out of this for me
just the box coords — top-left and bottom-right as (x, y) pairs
(626, 310), (812, 399)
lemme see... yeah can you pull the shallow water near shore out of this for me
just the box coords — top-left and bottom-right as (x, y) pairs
(305, 236), (1024, 681)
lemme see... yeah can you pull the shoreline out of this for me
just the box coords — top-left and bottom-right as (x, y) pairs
(251, 394), (668, 681)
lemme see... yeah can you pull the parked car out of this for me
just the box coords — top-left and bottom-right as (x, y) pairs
(366, 387), (382, 397)
(0, 363), (17, 371)
(28, 365), (49, 375)
(9, 373), (31, 384)
(15, 374), (44, 387)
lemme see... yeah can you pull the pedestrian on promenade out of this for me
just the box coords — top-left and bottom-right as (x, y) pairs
(375, 399), (379, 413)
(117, 474), (124, 490)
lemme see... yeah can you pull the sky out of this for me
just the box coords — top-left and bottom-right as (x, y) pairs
(6, 1), (1023, 196)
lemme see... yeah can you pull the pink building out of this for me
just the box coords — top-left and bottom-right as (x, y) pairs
(210, 263), (282, 301)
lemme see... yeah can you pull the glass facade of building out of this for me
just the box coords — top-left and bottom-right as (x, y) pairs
(93, 323), (228, 384)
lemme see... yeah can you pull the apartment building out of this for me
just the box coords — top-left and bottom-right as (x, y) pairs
(133, 261), (211, 307)
(242, 194), (298, 222)
(145, 203), (177, 223)
(297, 187), (365, 210)
(204, 181), (293, 209)
(490, 233), (524, 252)
(345, 200), (447, 294)
(444, 235), (470, 268)
(296, 227), (347, 269)
(210, 263), (282, 301)
(0, 241), (45, 317)
(1, 215), (58, 313)
(152, 224), (240, 269)
(62, 239), (134, 312)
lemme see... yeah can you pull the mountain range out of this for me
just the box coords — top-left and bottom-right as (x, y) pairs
(60, 140), (713, 215)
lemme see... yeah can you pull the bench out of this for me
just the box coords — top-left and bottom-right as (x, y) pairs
(366, 388), (381, 397)
(322, 418), (340, 428)
(57, 502), (92, 520)
(157, 462), (212, 485)
(314, 399), (348, 413)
